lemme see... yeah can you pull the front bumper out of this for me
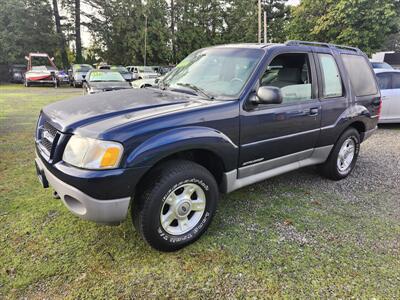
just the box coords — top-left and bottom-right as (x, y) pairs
(35, 155), (131, 224)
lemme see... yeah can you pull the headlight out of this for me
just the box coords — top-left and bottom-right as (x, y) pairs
(63, 136), (124, 169)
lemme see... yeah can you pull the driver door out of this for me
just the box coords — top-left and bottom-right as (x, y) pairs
(239, 50), (321, 177)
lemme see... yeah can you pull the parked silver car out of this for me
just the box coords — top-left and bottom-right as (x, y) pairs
(375, 69), (400, 123)
(69, 64), (93, 88)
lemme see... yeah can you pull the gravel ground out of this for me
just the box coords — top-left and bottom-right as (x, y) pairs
(253, 124), (400, 208)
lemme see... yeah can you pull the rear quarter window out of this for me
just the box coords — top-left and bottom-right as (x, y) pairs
(376, 73), (392, 90)
(342, 54), (378, 96)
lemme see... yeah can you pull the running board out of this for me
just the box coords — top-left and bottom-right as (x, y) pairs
(222, 145), (333, 193)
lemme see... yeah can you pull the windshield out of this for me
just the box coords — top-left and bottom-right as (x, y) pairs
(111, 66), (130, 74)
(74, 64), (93, 72)
(138, 66), (155, 73)
(89, 71), (125, 82)
(162, 48), (263, 99)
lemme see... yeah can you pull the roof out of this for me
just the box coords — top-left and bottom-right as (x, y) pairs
(213, 43), (279, 49)
(211, 41), (363, 54)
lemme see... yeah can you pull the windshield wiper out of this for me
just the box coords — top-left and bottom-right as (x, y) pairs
(176, 83), (214, 100)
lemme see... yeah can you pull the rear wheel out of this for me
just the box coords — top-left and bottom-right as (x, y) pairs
(132, 160), (218, 252)
(319, 128), (360, 180)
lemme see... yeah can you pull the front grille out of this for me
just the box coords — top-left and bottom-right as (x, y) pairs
(41, 137), (53, 153)
(43, 121), (58, 137)
(37, 119), (59, 158)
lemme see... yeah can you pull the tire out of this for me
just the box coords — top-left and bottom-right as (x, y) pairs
(319, 127), (360, 180)
(132, 160), (219, 252)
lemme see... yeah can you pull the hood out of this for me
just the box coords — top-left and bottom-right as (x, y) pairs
(42, 88), (213, 133)
(89, 81), (131, 90)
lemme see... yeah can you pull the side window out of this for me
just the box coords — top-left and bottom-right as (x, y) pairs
(376, 73), (392, 90)
(342, 54), (378, 96)
(391, 73), (400, 89)
(318, 54), (343, 98)
(260, 53), (313, 104)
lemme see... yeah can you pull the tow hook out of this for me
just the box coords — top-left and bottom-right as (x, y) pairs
(53, 191), (61, 199)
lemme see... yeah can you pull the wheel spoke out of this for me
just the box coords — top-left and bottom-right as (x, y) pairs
(161, 211), (176, 228)
(178, 217), (189, 231)
(191, 200), (206, 211)
(183, 185), (195, 198)
(165, 193), (177, 205)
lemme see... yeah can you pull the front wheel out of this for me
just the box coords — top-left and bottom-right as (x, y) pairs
(132, 160), (219, 252)
(319, 128), (360, 180)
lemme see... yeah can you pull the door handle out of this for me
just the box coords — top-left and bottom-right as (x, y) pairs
(309, 107), (319, 116)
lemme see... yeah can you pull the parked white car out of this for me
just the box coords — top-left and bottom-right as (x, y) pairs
(126, 65), (159, 79)
(375, 69), (400, 123)
(131, 78), (156, 88)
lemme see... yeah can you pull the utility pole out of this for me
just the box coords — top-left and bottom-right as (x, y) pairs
(264, 10), (267, 43)
(144, 15), (147, 66)
(258, 0), (262, 43)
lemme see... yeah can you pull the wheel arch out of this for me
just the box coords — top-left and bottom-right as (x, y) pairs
(125, 126), (238, 192)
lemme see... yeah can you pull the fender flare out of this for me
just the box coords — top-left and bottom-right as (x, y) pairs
(320, 104), (370, 148)
(124, 126), (239, 171)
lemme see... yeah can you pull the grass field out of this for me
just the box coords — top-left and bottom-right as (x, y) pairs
(1, 84), (399, 299)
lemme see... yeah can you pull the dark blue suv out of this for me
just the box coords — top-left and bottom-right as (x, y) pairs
(35, 41), (381, 251)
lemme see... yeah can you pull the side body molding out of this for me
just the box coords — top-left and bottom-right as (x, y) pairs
(125, 126), (239, 171)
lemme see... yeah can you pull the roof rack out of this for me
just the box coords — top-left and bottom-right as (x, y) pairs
(285, 40), (360, 53)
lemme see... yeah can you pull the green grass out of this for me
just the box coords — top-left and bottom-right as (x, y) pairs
(1, 84), (399, 299)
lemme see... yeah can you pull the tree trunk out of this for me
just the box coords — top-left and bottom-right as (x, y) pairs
(52, 0), (68, 68)
(75, 0), (82, 63)
(170, 0), (176, 64)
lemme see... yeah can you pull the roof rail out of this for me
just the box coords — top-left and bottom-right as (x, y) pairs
(285, 40), (360, 53)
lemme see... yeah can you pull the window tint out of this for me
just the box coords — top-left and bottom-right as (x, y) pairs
(392, 73), (400, 89)
(260, 53), (313, 104)
(318, 54), (343, 98)
(342, 54), (378, 96)
(376, 73), (392, 90)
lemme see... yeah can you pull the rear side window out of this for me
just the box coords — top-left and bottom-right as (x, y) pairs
(392, 73), (400, 89)
(342, 54), (378, 96)
(376, 73), (392, 90)
(318, 54), (343, 98)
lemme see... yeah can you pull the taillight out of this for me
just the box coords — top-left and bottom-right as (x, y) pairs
(377, 98), (382, 119)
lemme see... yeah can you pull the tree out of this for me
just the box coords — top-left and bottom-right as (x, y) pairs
(263, 0), (291, 43)
(52, 0), (69, 68)
(174, 0), (224, 61)
(0, 0), (58, 65)
(288, 0), (399, 55)
(170, 0), (177, 63)
(74, 0), (83, 62)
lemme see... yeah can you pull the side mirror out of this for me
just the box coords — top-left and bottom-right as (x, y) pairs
(253, 86), (283, 105)
(51, 57), (55, 61)
(25, 56), (29, 61)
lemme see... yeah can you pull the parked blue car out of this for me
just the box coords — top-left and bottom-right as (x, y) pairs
(35, 41), (381, 251)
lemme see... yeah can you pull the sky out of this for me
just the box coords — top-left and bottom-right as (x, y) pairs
(80, 0), (301, 47)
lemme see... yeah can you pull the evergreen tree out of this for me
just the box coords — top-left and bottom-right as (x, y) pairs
(0, 0), (58, 65)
